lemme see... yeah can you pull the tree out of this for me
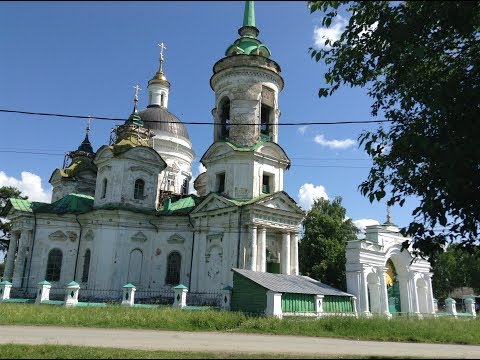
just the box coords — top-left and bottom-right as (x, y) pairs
(0, 186), (27, 254)
(308, 1), (480, 258)
(431, 244), (480, 299)
(299, 196), (359, 291)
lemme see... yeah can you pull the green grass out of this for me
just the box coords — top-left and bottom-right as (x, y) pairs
(0, 344), (399, 359)
(0, 303), (479, 345)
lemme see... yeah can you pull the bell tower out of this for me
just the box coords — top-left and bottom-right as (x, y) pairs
(200, 1), (290, 200)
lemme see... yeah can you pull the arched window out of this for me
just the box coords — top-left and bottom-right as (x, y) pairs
(165, 251), (181, 286)
(101, 179), (107, 199)
(161, 93), (165, 107)
(181, 178), (189, 195)
(81, 249), (91, 283)
(45, 248), (62, 282)
(220, 98), (230, 139)
(134, 179), (145, 199)
(127, 249), (143, 285)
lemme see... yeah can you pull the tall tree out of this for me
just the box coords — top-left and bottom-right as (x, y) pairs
(299, 196), (358, 291)
(431, 244), (480, 299)
(308, 1), (480, 258)
(0, 186), (27, 254)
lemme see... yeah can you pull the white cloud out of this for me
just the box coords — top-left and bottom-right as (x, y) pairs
(188, 163), (207, 195)
(313, 15), (348, 49)
(0, 171), (51, 203)
(298, 125), (308, 135)
(298, 183), (329, 210)
(314, 134), (356, 149)
(353, 218), (380, 233)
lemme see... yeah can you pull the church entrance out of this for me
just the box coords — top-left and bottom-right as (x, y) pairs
(386, 259), (401, 313)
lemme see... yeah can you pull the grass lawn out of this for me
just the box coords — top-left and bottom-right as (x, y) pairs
(0, 303), (479, 345)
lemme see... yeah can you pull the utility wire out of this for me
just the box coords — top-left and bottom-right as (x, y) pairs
(0, 108), (392, 126)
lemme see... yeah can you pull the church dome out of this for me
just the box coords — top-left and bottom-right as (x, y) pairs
(138, 105), (190, 140)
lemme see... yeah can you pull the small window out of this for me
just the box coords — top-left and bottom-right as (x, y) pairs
(217, 173), (225, 193)
(134, 179), (145, 199)
(262, 174), (271, 194)
(81, 249), (91, 283)
(220, 98), (230, 139)
(161, 93), (165, 107)
(165, 251), (181, 286)
(101, 179), (107, 199)
(261, 104), (271, 136)
(181, 178), (189, 195)
(45, 248), (62, 282)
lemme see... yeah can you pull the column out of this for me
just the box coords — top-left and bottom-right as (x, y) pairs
(12, 231), (29, 287)
(290, 232), (299, 275)
(190, 231), (201, 291)
(281, 232), (290, 275)
(377, 266), (391, 317)
(361, 268), (370, 315)
(411, 273), (420, 315)
(426, 273), (435, 314)
(247, 225), (257, 271)
(3, 232), (19, 281)
(257, 227), (266, 272)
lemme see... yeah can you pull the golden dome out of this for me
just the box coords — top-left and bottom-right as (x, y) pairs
(148, 70), (170, 87)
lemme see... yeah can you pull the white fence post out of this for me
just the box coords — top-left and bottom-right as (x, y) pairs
(265, 291), (283, 319)
(221, 286), (232, 310)
(445, 297), (457, 317)
(122, 283), (136, 306)
(173, 284), (188, 308)
(464, 298), (476, 317)
(35, 281), (51, 304)
(64, 281), (80, 307)
(0, 281), (12, 302)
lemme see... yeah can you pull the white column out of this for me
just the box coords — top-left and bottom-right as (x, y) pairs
(190, 231), (201, 291)
(361, 268), (370, 315)
(290, 232), (299, 275)
(377, 266), (391, 317)
(12, 231), (29, 287)
(257, 227), (266, 272)
(248, 225), (257, 271)
(3, 232), (19, 281)
(281, 232), (291, 275)
(411, 273), (420, 315)
(426, 273), (435, 314)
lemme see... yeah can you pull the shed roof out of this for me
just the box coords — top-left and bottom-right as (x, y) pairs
(232, 268), (353, 296)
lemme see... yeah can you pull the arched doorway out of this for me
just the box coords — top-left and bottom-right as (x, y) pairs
(386, 259), (401, 314)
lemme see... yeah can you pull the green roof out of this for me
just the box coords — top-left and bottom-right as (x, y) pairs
(174, 284), (188, 289)
(159, 195), (204, 215)
(8, 198), (46, 213)
(123, 283), (136, 288)
(37, 193), (94, 214)
(66, 281), (79, 287)
(38, 280), (51, 285)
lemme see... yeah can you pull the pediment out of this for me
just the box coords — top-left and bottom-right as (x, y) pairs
(48, 230), (67, 241)
(255, 143), (290, 165)
(94, 146), (114, 163)
(190, 193), (237, 214)
(124, 147), (166, 167)
(131, 231), (148, 242)
(256, 192), (305, 215)
(200, 142), (234, 165)
(167, 233), (186, 244)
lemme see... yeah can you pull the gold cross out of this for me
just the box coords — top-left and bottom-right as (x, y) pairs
(87, 115), (91, 134)
(158, 42), (167, 60)
(133, 84), (141, 99)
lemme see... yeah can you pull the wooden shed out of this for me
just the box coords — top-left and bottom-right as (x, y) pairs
(230, 268), (356, 317)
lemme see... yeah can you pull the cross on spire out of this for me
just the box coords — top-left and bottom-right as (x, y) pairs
(133, 84), (141, 113)
(86, 116), (91, 135)
(386, 205), (392, 224)
(158, 42), (167, 71)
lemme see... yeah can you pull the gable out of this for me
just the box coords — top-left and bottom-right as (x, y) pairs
(200, 142), (234, 165)
(255, 192), (304, 215)
(190, 193), (237, 215)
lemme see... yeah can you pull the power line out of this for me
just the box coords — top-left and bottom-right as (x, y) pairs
(0, 108), (392, 126)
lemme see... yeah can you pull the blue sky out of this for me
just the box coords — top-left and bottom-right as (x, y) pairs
(0, 1), (420, 234)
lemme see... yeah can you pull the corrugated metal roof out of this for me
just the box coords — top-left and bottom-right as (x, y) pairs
(36, 193), (94, 214)
(232, 268), (353, 296)
(8, 199), (46, 213)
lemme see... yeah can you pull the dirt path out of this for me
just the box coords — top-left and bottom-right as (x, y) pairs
(0, 325), (479, 358)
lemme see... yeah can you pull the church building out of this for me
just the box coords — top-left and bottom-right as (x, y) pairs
(2, 1), (305, 295)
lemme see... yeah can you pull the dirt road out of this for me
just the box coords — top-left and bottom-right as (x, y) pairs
(0, 325), (479, 358)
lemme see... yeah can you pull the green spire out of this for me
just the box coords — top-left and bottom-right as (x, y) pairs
(225, 1), (271, 57)
(243, 1), (255, 27)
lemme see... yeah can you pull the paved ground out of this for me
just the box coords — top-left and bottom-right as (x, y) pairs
(0, 325), (479, 358)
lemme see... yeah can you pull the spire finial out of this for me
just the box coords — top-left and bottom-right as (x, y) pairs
(133, 85), (141, 113)
(86, 116), (91, 135)
(386, 205), (392, 224)
(243, 1), (255, 27)
(158, 42), (167, 72)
